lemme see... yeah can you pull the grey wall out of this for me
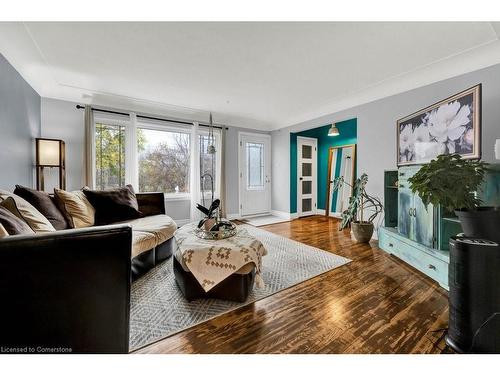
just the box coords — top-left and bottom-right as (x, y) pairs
(40, 98), (270, 222)
(272, 62), (500, 215)
(0, 54), (40, 190)
(41, 98), (84, 191)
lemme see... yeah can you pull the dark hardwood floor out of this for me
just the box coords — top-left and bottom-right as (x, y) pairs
(135, 215), (452, 354)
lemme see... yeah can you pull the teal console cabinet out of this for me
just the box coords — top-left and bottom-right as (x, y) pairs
(379, 164), (500, 290)
(379, 166), (456, 290)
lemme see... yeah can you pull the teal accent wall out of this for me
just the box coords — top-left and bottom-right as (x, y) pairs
(290, 118), (357, 213)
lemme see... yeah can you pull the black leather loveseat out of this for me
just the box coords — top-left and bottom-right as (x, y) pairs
(0, 192), (176, 353)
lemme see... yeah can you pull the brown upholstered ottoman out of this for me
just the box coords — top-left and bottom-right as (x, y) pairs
(173, 222), (266, 302)
(173, 256), (255, 302)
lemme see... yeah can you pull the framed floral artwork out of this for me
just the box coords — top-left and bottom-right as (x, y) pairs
(397, 84), (481, 166)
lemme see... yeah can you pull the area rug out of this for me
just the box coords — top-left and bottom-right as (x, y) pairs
(129, 224), (351, 351)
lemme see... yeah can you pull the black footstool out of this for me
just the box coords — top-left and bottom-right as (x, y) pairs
(173, 256), (255, 302)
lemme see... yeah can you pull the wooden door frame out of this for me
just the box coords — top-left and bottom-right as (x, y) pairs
(325, 143), (357, 217)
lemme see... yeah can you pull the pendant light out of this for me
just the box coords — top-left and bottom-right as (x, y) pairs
(328, 123), (340, 136)
(207, 112), (216, 154)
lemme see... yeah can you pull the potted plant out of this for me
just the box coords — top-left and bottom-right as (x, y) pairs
(332, 173), (383, 243)
(407, 153), (500, 242)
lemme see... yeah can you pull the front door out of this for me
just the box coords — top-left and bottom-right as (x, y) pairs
(297, 137), (317, 217)
(239, 133), (272, 216)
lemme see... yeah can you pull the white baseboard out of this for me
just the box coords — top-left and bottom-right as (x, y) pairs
(316, 209), (326, 215)
(270, 210), (293, 219)
(227, 213), (241, 220)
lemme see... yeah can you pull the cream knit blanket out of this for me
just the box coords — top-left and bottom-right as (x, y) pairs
(175, 223), (267, 292)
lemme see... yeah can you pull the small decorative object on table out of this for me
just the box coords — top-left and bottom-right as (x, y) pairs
(194, 198), (236, 240)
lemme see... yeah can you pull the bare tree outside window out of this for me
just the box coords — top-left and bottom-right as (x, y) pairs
(138, 128), (191, 193)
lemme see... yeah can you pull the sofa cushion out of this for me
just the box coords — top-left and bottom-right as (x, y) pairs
(132, 230), (158, 258)
(13, 185), (68, 230)
(0, 223), (9, 238)
(83, 185), (142, 225)
(121, 215), (177, 244)
(0, 190), (55, 233)
(0, 202), (35, 235)
(54, 188), (95, 228)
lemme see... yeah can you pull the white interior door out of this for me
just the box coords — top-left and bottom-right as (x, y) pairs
(297, 137), (317, 217)
(239, 133), (271, 217)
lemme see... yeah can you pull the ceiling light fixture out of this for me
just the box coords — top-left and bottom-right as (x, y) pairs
(328, 123), (340, 136)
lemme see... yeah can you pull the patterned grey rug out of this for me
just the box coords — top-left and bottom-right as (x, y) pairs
(129, 224), (351, 351)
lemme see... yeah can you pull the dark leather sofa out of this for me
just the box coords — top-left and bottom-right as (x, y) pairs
(0, 192), (176, 353)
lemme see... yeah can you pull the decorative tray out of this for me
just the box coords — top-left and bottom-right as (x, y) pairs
(194, 221), (237, 240)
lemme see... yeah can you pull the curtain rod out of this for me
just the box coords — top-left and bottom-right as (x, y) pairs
(75, 105), (228, 130)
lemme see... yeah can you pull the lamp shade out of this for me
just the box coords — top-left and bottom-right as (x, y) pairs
(328, 124), (340, 137)
(36, 138), (63, 166)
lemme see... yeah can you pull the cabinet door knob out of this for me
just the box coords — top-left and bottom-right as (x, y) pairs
(399, 172), (405, 176)
(428, 264), (436, 270)
(408, 208), (413, 216)
(388, 243), (394, 247)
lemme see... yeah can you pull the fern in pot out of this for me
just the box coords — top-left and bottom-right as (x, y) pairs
(408, 154), (500, 242)
(332, 173), (383, 243)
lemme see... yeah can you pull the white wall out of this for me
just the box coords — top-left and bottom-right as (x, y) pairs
(272, 62), (500, 215)
(40, 98), (270, 223)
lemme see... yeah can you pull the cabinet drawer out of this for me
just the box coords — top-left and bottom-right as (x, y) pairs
(392, 240), (448, 288)
(378, 229), (399, 254)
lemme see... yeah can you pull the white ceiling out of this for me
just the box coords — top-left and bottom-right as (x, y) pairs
(1, 22), (500, 130)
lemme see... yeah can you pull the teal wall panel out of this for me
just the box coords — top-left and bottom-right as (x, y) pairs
(290, 118), (357, 213)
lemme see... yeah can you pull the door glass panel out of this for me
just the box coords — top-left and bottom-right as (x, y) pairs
(302, 180), (312, 195)
(302, 145), (312, 159)
(302, 198), (312, 212)
(246, 142), (264, 190)
(302, 163), (312, 177)
(398, 189), (413, 238)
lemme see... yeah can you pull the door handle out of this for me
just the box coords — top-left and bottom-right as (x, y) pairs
(412, 208), (417, 217)
(408, 208), (413, 217)
(299, 177), (303, 181)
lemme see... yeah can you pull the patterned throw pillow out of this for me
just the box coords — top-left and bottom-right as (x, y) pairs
(53, 188), (95, 228)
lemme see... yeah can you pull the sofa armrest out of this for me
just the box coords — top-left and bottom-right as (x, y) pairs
(137, 192), (166, 216)
(0, 225), (132, 353)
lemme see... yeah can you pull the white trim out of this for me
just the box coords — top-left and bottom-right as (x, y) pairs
(164, 194), (191, 201)
(270, 210), (293, 219)
(316, 209), (326, 215)
(227, 213), (241, 221)
(296, 136), (318, 217)
(290, 212), (299, 219)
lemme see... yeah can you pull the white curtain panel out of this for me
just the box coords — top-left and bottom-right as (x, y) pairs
(190, 122), (202, 222)
(83, 105), (95, 189)
(219, 126), (227, 218)
(125, 112), (139, 190)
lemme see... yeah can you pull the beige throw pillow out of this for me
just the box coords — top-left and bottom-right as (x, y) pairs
(0, 223), (9, 238)
(54, 188), (95, 228)
(0, 189), (56, 233)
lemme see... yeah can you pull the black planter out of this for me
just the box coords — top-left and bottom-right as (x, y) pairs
(455, 207), (500, 243)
